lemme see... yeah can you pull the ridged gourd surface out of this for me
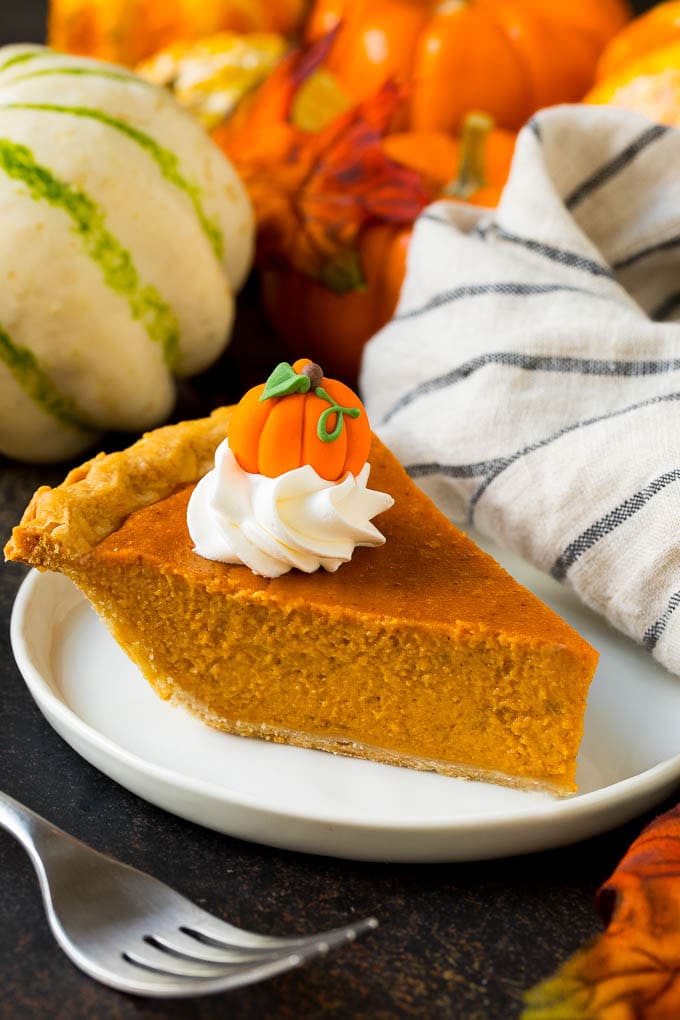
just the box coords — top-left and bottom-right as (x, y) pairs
(0, 45), (254, 462)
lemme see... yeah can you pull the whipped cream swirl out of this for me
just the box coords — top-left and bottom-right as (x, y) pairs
(187, 440), (394, 577)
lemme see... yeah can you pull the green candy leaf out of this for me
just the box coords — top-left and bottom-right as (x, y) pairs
(260, 362), (311, 401)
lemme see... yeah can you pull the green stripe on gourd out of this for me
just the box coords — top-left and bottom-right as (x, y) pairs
(0, 139), (180, 368)
(2, 103), (224, 259)
(0, 50), (46, 74)
(0, 325), (91, 432)
(7, 67), (149, 88)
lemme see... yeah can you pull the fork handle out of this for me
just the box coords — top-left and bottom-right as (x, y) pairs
(0, 790), (67, 866)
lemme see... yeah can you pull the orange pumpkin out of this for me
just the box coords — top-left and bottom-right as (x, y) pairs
(261, 224), (411, 383)
(229, 358), (371, 481)
(585, 43), (680, 127)
(595, 1), (680, 82)
(585, 4), (680, 128)
(305, 0), (631, 133)
(262, 114), (515, 383)
(383, 113), (516, 208)
(48, 0), (306, 67)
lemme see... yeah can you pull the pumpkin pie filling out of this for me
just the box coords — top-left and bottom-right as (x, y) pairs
(6, 394), (598, 794)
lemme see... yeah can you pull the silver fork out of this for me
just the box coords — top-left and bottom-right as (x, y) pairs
(0, 791), (377, 998)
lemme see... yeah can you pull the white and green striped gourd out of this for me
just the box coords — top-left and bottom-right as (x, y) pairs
(0, 44), (254, 462)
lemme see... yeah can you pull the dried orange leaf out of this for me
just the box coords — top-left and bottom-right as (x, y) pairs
(523, 804), (680, 1020)
(219, 29), (338, 153)
(220, 35), (428, 288)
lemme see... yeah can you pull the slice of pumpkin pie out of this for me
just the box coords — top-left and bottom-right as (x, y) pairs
(5, 359), (598, 793)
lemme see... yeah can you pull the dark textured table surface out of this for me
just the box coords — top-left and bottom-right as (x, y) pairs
(0, 1), (671, 1018)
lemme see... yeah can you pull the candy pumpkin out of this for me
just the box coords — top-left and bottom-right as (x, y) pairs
(48, 0), (306, 68)
(0, 45), (253, 463)
(229, 358), (371, 480)
(305, 0), (631, 133)
(260, 113), (515, 382)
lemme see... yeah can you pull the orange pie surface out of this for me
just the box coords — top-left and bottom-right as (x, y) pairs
(6, 407), (598, 793)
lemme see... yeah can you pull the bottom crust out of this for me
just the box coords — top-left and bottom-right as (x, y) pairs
(167, 682), (572, 797)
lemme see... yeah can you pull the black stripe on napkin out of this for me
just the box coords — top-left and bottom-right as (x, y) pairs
(405, 391), (680, 521)
(381, 353), (680, 424)
(395, 282), (599, 322)
(527, 118), (542, 141)
(422, 216), (612, 279)
(551, 469), (680, 581)
(480, 225), (613, 278)
(643, 591), (680, 651)
(420, 211), (450, 226)
(565, 124), (669, 211)
(407, 457), (508, 481)
(652, 290), (680, 322)
(613, 233), (680, 271)
(468, 390), (680, 521)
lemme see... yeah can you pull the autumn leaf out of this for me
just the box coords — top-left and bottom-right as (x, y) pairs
(523, 804), (680, 1020)
(217, 33), (429, 291)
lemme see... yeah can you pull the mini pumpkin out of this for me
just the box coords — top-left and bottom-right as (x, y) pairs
(306, 0), (631, 133)
(229, 358), (371, 481)
(0, 45), (254, 463)
(595, 1), (680, 82)
(586, 5), (680, 127)
(260, 224), (411, 384)
(585, 42), (680, 127)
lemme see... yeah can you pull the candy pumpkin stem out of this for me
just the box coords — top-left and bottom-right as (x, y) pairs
(301, 361), (324, 388)
(444, 111), (495, 200)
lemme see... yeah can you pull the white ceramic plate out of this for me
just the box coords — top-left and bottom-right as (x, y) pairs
(10, 535), (680, 863)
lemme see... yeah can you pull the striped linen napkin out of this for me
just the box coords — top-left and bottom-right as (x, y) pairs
(361, 104), (680, 677)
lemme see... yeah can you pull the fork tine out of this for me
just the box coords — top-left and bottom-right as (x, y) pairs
(123, 948), (250, 979)
(122, 934), (343, 982)
(104, 950), (309, 997)
(181, 915), (379, 952)
(121, 918), (379, 984)
(123, 945), (301, 980)
(144, 932), (262, 964)
(148, 931), (315, 965)
(151, 917), (377, 966)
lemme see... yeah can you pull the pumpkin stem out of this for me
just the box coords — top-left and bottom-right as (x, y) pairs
(319, 248), (366, 295)
(301, 361), (324, 389)
(444, 111), (495, 200)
